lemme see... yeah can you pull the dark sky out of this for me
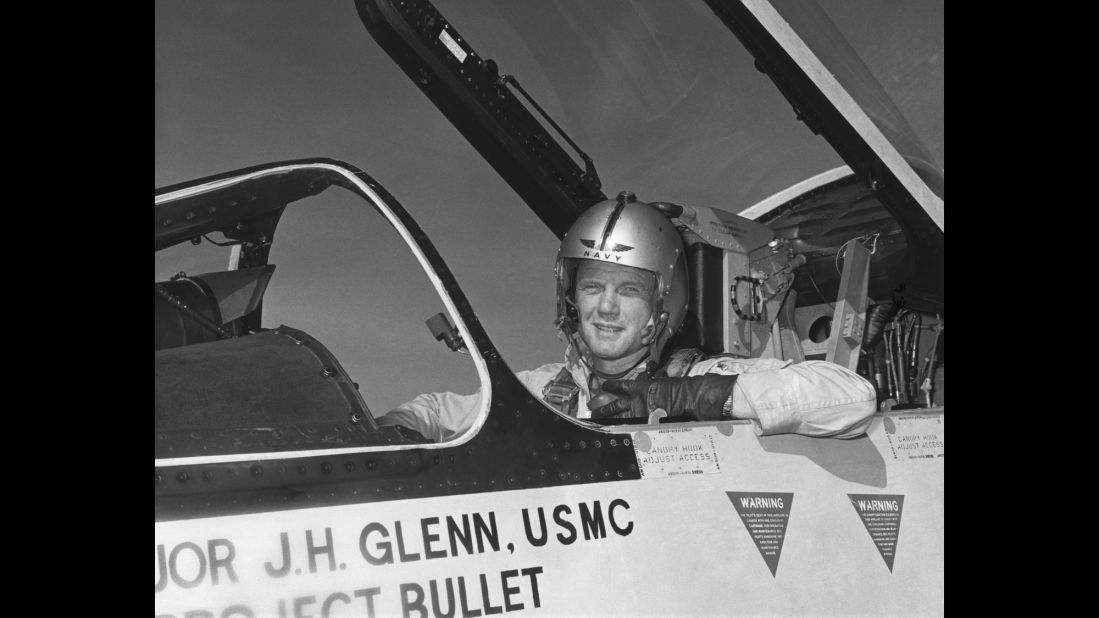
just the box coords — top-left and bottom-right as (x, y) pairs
(155, 0), (943, 412)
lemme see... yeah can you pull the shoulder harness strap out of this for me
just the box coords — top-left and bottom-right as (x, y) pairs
(541, 366), (580, 417)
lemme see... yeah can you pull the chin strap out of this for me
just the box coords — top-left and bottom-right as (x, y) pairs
(642, 310), (671, 363)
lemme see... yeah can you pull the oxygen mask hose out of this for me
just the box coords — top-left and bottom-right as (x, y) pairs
(861, 301), (897, 353)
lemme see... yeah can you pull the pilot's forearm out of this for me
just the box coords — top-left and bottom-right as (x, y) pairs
(379, 389), (485, 443)
(377, 407), (444, 442)
(732, 361), (876, 438)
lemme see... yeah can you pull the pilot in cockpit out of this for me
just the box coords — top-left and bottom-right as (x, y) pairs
(378, 193), (876, 443)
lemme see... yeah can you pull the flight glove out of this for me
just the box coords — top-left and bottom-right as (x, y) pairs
(588, 374), (739, 421)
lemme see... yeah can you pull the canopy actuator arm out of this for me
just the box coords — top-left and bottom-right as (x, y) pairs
(498, 73), (601, 196)
(355, 0), (606, 238)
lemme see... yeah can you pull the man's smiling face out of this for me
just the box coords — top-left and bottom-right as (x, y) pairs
(574, 260), (656, 373)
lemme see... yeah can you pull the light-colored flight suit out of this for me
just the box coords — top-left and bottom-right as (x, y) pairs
(379, 346), (876, 443)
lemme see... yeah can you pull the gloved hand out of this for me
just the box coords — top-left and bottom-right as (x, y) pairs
(588, 374), (739, 421)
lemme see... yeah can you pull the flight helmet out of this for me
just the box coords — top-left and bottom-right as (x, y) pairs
(555, 191), (689, 365)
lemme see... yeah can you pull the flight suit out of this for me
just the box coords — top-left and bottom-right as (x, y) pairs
(378, 345), (877, 444)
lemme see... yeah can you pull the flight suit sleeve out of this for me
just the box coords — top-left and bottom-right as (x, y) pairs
(691, 357), (877, 438)
(378, 390), (484, 444)
(376, 364), (565, 443)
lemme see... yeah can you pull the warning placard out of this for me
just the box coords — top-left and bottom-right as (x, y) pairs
(726, 492), (793, 576)
(848, 494), (904, 572)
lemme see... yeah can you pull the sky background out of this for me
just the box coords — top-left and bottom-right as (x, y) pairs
(155, 0), (943, 414)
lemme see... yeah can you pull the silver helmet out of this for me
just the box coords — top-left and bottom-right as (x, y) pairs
(555, 191), (689, 364)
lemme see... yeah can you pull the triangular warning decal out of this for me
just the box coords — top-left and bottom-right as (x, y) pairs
(726, 492), (793, 576)
(848, 494), (905, 572)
